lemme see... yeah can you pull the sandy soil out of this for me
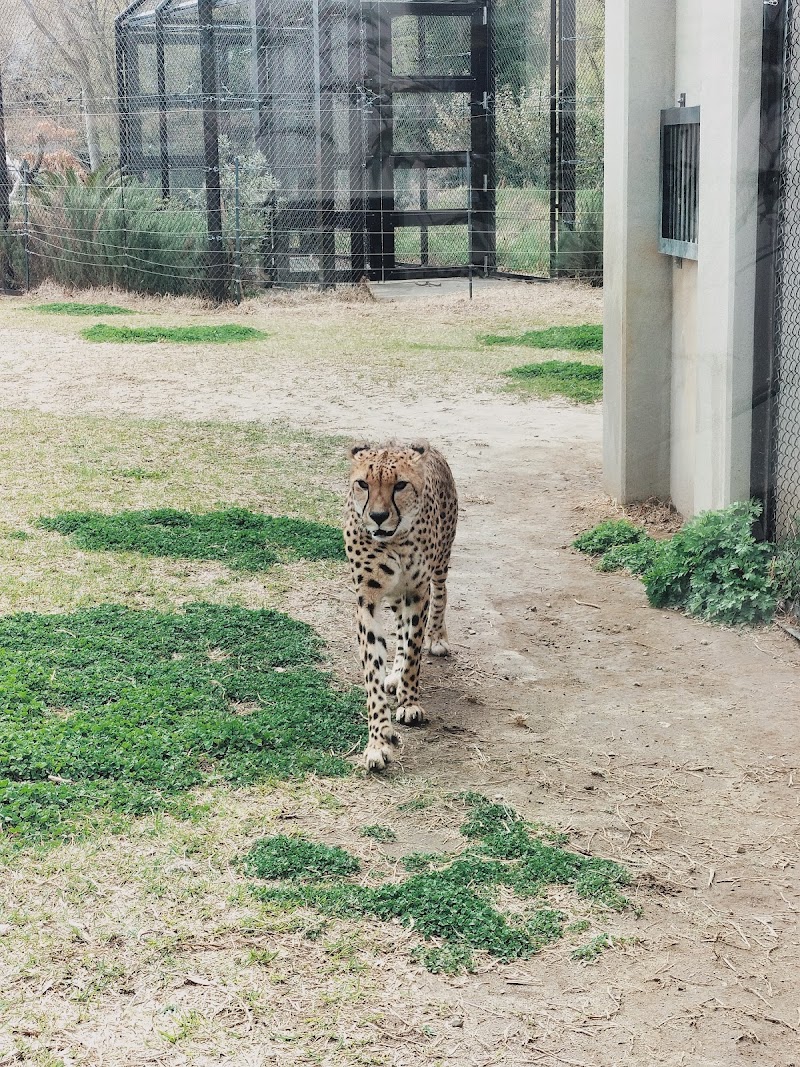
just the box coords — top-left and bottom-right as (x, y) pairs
(0, 281), (798, 1067)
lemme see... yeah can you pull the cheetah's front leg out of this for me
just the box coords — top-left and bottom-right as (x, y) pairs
(384, 598), (405, 694)
(356, 596), (399, 770)
(395, 586), (430, 726)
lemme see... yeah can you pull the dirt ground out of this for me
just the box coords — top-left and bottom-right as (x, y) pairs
(0, 280), (798, 1067)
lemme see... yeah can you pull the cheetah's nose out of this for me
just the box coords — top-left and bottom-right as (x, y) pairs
(370, 510), (390, 527)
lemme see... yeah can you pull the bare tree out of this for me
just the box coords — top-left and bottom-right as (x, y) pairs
(18, 0), (126, 168)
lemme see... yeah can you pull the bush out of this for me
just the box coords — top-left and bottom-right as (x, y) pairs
(573, 520), (648, 556)
(642, 502), (776, 625)
(575, 502), (779, 626)
(25, 167), (208, 296)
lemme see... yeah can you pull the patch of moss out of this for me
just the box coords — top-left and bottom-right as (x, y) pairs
(502, 360), (603, 404)
(359, 824), (398, 843)
(243, 836), (361, 881)
(82, 324), (266, 344)
(0, 603), (365, 842)
(37, 508), (345, 572)
(483, 325), (603, 352)
(34, 302), (133, 316)
(247, 793), (633, 973)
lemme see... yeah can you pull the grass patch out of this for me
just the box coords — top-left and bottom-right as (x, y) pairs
(81, 324), (267, 344)
(37, 508), (345, 572)
(243, 836), (361, 881)
(483, 324), (602, 352)
(503, 360), (603, 403)
(0, 603), (365, 843)
(359, 824), (398, 843)
(574, 501), (785, 625)
(247, 793), (632, 972)
(34, 302), (134, 316)
(571, 933), (610, 962)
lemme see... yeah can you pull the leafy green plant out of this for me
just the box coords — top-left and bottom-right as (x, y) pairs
(243, 836), (361, 881)
(573, 520), (649, 556)
(34, 302), (133, 316)
(483, 324), (603, 351)
(36, 508), (345, 571)
(82, 324), (266, 344)
(359, 824), (398, 843)
(575, 502), (779, 626)
(571, 933), (610, 962)
(412, 943), (475, 975)
(596, 539), (660, 575)
(0, 603), (365, 842)
(247, 793), (632, 972)
(643, 502), (775, 624)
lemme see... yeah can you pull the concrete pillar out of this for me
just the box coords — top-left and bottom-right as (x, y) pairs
(693, 0), (761, 511)
(602, 0), (676, 504)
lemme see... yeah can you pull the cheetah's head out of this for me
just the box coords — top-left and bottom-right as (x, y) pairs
(348, 441), (428, 542)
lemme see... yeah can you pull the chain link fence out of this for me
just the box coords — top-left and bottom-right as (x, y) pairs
(774, 0), (800, 546)
(0, 0), (604, 297)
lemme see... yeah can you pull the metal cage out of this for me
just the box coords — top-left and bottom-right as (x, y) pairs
(113, 0), (603, 291)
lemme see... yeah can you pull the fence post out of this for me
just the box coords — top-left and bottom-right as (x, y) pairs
(0, 64), (15, 291)
(22, 180), (30, 292)
(198, 0), (226, 303)
(234, 156), (242, 303)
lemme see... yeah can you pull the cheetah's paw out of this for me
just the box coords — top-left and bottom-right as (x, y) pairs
(363, 731), (400, 772)
(383, 670), (401, 694)
(395, 703), (426, 726)
(425, 637), (450, 657)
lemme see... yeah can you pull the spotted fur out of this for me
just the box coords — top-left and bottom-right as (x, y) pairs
(344, 440), (458, 770)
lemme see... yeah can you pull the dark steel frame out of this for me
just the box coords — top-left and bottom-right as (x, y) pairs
(362, 0), (495, 281)
(549, 0), (576, 271)
(658, 104), (700, 261)
(115, 0), (582, 289)
(752, 0), (789, 539)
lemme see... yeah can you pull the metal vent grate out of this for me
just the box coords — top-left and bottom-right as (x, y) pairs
(659, 105), (700, 259)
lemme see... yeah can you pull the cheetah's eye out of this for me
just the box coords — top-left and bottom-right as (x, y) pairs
(394, 481), (408, 491)
(355, 479), (369, 491)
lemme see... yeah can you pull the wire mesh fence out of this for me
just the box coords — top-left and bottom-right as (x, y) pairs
(774, 0), (800, 547)
(0, 0), (604, 297)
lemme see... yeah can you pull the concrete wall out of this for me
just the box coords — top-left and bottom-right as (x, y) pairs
(603, 0), (762, 516)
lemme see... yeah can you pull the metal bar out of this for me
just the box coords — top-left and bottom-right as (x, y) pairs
(389, 150), (475, 168)
(390, 208), (469, 226)
(751, 0), (790, 537)
(466, 149), (472, 297)
(198, 0), (226, 302)
(379, 75), (476, 91)
(0, 62), (14, 290)
(377, 2), (484, 15)
(418, 14), (429, 267)
(549, 0), (557, 272)
(155, 0), (171, 199)
(347, 0), (366, 280)
(559, 0), (576, 230)
(469, 0), (494, 272)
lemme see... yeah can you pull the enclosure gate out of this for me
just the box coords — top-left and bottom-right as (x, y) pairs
(362, 0), (494, 280)
(754, 0), (800, 541)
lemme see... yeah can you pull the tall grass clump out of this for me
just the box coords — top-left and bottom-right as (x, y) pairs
(26, 168), (208, 296)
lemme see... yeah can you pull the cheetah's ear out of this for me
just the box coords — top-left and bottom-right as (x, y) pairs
(349, 442), (371, 460)
(409, 441), (429, 457)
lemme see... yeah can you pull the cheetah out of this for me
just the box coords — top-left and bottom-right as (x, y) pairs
(344, 441), (458, 771)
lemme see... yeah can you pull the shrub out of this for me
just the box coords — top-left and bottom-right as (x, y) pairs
(576, 502), (779, 626)
(26, 167), (208, 296)
(642, 501), (776, 624)
(573, 520), (648, 556)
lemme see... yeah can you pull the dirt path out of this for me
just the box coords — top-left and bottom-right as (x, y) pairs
(0, 286), (798, 1065)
